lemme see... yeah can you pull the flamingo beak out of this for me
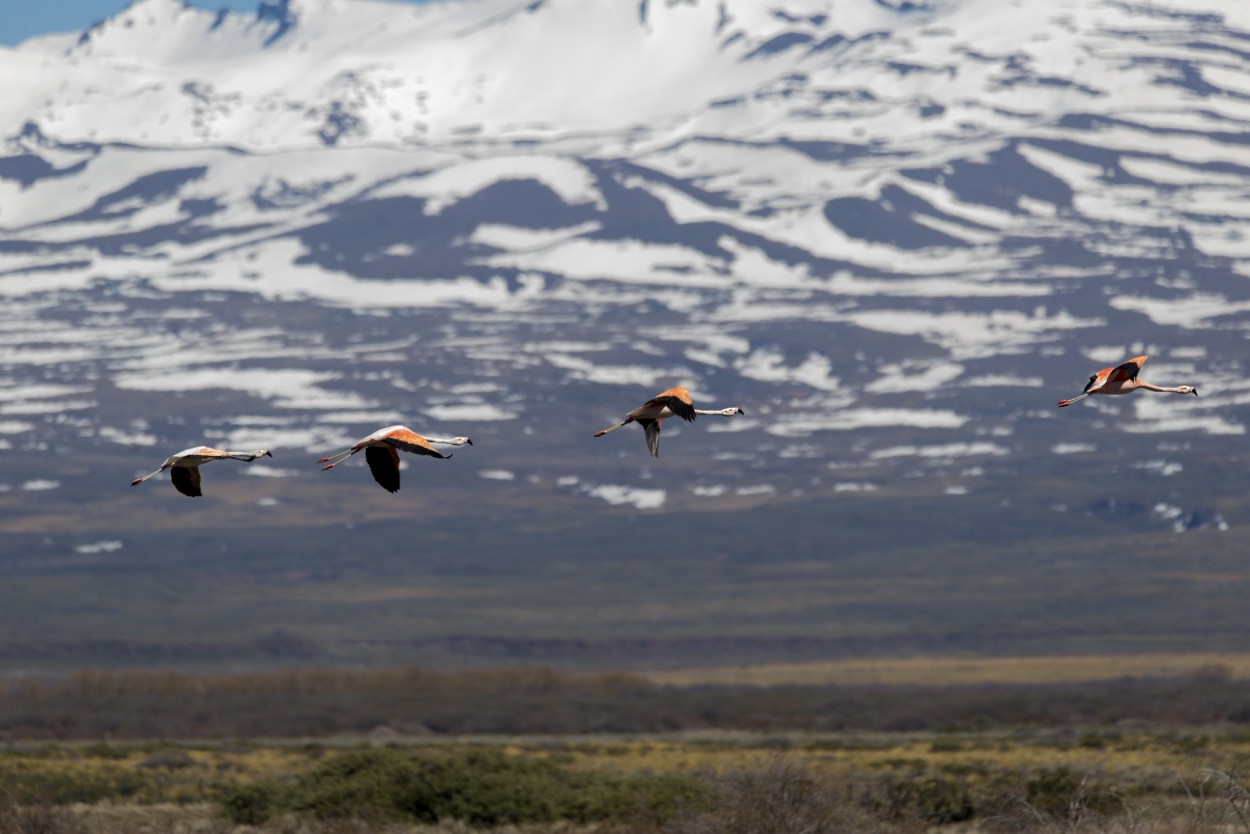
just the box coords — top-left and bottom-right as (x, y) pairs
(466, 438), (474, 446)
(1192, 388), (1199, 397)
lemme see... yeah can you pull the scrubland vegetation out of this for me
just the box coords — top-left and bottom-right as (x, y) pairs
(3, 665), (1250, 832)
(5, 730), (1250, 833)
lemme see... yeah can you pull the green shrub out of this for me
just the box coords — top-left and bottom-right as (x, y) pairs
(78, 742), (130, 760)
(883, 776), (974, 824)
(0, 763), (147, 805)
(138, 749), (198, 770)
(930, 738), (964, 753)
(221, 780), (284, 825)
(1025, 766), (1118, 819)
(222, 746), (715, 826)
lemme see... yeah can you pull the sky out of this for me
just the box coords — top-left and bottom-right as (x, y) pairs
(0, 0), (431, 46)
(0, 0), (246, 46)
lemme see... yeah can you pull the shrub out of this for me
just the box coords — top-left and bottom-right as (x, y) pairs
(138, 749), (198, 770)
(1024, 766), (1118, 820)
(77, 743), (129, 760)
(706, 757), (836, 834)
(223, 746), (715, 826)
(221, 780), (284, 825)
(0, 763), (146, 805)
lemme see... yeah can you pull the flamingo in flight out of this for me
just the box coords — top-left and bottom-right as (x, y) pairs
(318, 425), (473, 493)
(1058, 354), (1197, 407)
(130, 446), (273, 497)
(593, 386), (745, 458)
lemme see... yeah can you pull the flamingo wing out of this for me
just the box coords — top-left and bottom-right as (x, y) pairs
(382, 428), (449, 459)
(385, 437), (450, 459)
(1108, 354), (1147, 384)
(171, 466), (203, 497)
(365, 446), (402, 493)
(647, 387), (696, 422)
(638, 418), (662, 458)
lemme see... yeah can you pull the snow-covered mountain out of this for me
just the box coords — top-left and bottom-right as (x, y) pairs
(2, 0), (1249, 522)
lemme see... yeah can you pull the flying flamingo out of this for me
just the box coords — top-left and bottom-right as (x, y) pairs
(317, 425), (473, 493)
(1058, 354), (1197, 407)
(130, 446), (273, 497)
(593, 386), (745, 458)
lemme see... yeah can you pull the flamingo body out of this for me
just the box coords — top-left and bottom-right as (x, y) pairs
(130, 446), (273, 497)
(318, 425), (472, 493)
(594, 386), (744, 458)
(1058, 355), (1197, 407)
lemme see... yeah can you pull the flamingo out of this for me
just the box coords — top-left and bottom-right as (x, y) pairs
(130, 446), (273, 497)
(593, 386), (745, 458)
(1058, 354), (1197, 407)
(317, 425), (473, 493)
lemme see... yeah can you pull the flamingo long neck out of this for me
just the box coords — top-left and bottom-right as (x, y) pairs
(425, 436), (464, 446)
(594, 420), (630, 437)
(1134, 381), (1185, 394)
(131, 464), (170, 485)
(694, 408), (738, 416)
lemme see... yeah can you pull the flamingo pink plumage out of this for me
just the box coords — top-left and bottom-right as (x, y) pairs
(318, 425), (472, 493)
(1058, 354), (1197, 407)
(130, 446), (272, 497)
(593, 386), (745, 458)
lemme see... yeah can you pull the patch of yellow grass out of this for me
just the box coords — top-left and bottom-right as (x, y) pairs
(644, 652), (1250, 686)
(507, 730), (1250, 799)
(0, 744), (319, 805)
